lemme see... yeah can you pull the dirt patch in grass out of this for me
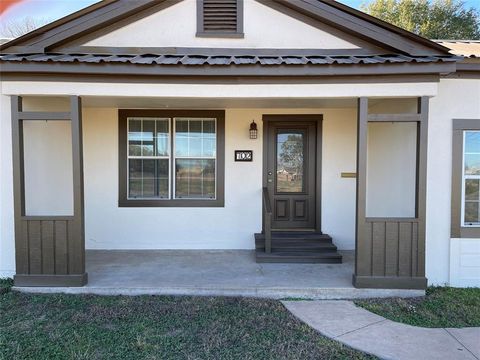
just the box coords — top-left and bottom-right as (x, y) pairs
(1, 292), (375, 360)
(355, 286), (480, 328)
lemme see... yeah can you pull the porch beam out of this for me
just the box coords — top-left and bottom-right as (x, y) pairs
(11, 96), (28, 275)
(354, 97), (369, 277)
(416, 96), (429, 277)
(17, 111), (71, 120)
(367, 113), (421, 122)
(69, 96), (86, 276)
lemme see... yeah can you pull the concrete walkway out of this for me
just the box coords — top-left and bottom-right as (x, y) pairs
(283, 300), (480, 360)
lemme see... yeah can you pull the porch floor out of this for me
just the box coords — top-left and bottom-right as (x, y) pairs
(15, 250), (424, 299)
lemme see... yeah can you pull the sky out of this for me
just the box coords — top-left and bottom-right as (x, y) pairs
(0, 0), (480, 31)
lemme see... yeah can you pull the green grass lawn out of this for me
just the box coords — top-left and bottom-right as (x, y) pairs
(0, 286), (374, 360)
(355, 286), (480, 328)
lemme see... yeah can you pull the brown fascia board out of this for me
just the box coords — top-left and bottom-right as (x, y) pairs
(0, 60), (457, 77)
(0, 0), (118, 52)
(319, 0), (451, 54)
(260, 0), (450, 56)
(0, 0), (172, 53)
(1, 0), (451, 57)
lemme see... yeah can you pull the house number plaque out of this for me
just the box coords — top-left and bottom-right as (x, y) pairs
(235, 150), (253, 162)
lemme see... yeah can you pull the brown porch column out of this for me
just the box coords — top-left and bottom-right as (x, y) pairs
(353, 97), (428, 289)
(12, 96), (87, 286)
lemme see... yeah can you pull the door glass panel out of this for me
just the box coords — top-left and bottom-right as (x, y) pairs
(276, 131), (304, 193)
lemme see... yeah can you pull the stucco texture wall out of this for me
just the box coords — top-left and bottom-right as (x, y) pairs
(427, 78), (480, 286)
(81, 107), (357, 250)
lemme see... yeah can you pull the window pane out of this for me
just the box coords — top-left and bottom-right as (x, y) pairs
(203, 120), (216, 157)
(465, 201), (480, 224)
(129, 159), (169, 198)
(142, 120), (155, 156)
(175, 159), (215, 199)
(466, 179), (480, 201)
(156, 119), (169, 156)
(465, 154), (480, 175)
(189, 120), (202, 157)
(175, 120), (189, 157)
(175, 119), (216, 157)
(465, 131), (480, 154)
(128, 119), (142, 156)
(276, 132), (304, 193)
(128, 159), (143, 197)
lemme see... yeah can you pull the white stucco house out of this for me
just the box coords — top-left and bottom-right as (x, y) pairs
(0, 0), (479, 290)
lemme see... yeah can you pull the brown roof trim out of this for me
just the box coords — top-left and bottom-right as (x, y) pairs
(0, 59), (456, 77)
(55, 46), (386, 56)
(0, 53), (458, 65)
(0, 0), (180, 53)
(0, 0), (118, 51)
(456, 62), (480, 72)
(1, 0), (451, 57)
(319, 0), (450, 54)
(0, 73), (440, 84)
(258, 0), (450, 55)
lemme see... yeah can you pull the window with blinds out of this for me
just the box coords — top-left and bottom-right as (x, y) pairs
(197, 0), (244, 37)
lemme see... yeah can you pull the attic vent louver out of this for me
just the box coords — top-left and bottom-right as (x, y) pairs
(197, 0), (244, 38)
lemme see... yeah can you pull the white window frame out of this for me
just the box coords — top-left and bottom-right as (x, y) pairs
(126, 117), (218, 201)
(461, 130), (480, 227)
(173, 117), (217, 200)
(127, 117), (171, 200)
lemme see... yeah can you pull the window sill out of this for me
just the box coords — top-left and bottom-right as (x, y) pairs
(196, 32), (244, 38)
(119, 199), (224, 208)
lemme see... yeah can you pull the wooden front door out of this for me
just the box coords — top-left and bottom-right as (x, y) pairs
(265, 118), (318, 229)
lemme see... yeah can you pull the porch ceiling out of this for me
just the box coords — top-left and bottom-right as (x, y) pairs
(81, 96), (358, 109)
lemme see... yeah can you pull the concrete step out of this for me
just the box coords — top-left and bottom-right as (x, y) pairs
(254, 233), (333, 244)
(254, 231), (342, 263)
(255, 241), (338, 252)
(255, 232), (333, 240)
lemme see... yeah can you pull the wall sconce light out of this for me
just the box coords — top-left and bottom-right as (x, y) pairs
(249, 120), (258, 139)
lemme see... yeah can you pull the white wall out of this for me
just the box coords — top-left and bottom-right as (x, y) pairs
(81, 0), (369, 50)
(0, 94), (15, 278)
(82, 107), (357, 250)
(366, 122), (417, 218)
(322, 110), (357, 249)
(23, 121), (74, 216)
(427, 78), (480, 286)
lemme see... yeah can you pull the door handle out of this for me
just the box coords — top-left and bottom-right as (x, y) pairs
(268, 179), (273, 183)
(268, 171), (272, 176)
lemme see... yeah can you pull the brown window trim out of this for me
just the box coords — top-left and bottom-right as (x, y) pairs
(196, 0), (244, 38)
(451, 119), (480, 238)
(118, 109), (225, 207)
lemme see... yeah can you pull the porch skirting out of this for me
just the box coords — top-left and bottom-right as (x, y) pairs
(352, 275), (428, 289)
(14, 273), (88, 287)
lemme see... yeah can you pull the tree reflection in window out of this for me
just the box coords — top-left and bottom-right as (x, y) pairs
(277, 132), (304, 193)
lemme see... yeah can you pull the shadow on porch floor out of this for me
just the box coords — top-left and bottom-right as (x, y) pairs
(16, 250), (425, 299)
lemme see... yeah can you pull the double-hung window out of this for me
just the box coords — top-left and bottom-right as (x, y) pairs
(462, 131), (480, 226)
(452, 119), (480, 238)
(119, 110), (225, 207)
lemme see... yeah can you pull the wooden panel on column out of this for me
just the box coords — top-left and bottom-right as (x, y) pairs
(353, 97), (428, 290)
(12, 96), (87, 287)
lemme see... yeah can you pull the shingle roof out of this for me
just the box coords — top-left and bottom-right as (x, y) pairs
(0, 53), (460, 66)
(434, 40), (480, 58)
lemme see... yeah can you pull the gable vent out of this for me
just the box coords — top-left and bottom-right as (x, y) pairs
(197, 0), (244, 37)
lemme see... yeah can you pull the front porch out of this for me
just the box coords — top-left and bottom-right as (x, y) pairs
(14, 250), (424, 299)
(2, 83), (432, 291)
